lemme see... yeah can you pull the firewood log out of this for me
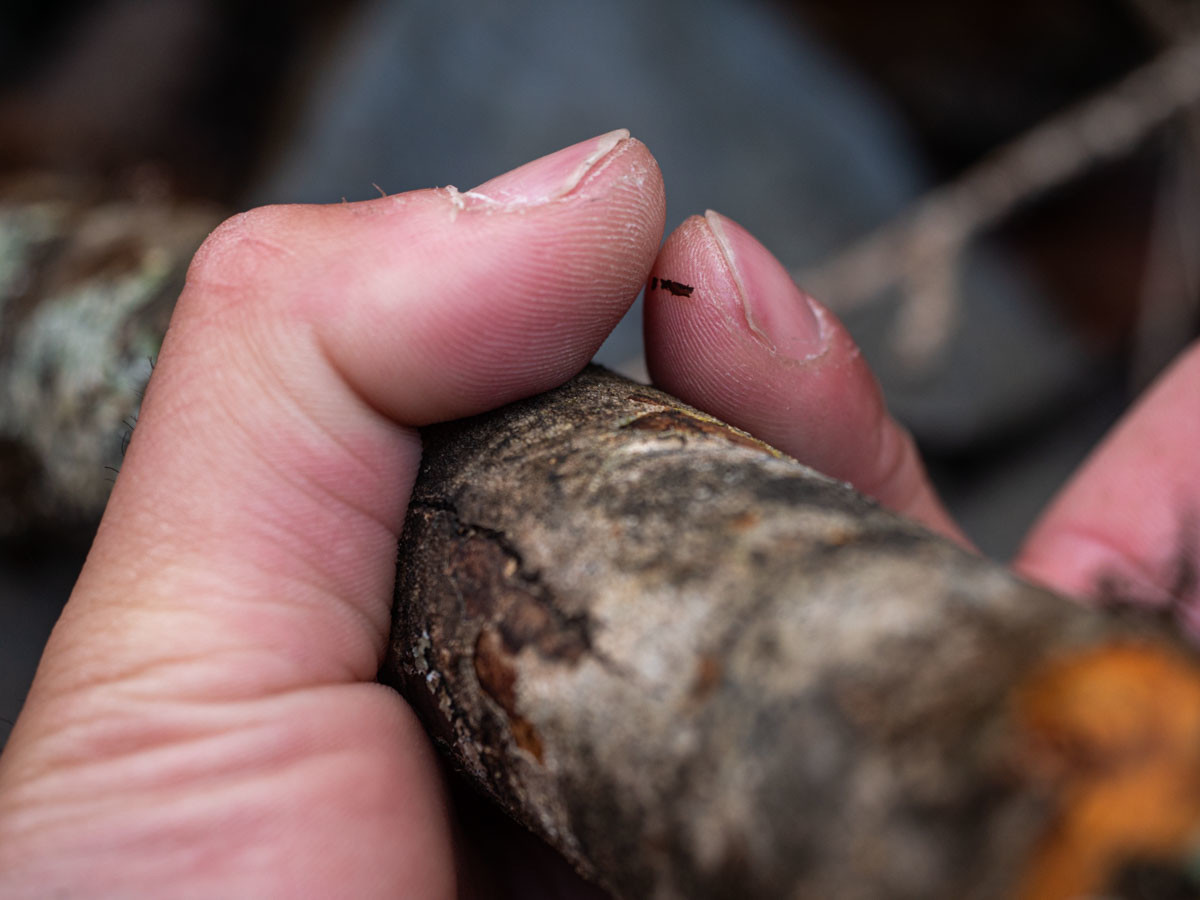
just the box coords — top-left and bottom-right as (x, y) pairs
(384, 366), (1200, 900)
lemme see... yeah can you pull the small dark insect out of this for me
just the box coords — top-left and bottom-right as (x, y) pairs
(650, 276), (694, 297)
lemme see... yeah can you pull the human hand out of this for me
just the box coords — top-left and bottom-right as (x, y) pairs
(2, 128), (1197, 898)
(0, 130), (664, 897)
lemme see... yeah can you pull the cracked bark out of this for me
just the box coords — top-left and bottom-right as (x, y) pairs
(382, 367), (1200, 900)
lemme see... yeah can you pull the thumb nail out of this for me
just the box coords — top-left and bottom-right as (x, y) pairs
(464, 129), (630, 208)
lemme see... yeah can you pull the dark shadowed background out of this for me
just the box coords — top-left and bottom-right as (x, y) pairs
(2, 0), (1196, 747)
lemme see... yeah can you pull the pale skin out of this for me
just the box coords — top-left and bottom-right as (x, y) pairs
(0, 130), (1197, 897)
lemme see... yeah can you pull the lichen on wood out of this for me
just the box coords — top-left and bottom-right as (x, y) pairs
(383, 366), (1200, 900)
(0, 172), (223, 534)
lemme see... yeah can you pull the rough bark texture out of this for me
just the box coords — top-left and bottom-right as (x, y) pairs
(0, 171), (222, 535)
(383, 366), (1200, 900)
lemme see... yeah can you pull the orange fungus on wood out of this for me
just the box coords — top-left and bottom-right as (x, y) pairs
(1014, 642), (1200, 899)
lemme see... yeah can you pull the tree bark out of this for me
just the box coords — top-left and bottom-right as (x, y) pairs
(383, 366), (1200, 900)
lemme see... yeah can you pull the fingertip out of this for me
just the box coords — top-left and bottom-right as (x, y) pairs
(646, 210), (836, 394)
(645, 212), (966, 543)
(645, 209), (858, 446)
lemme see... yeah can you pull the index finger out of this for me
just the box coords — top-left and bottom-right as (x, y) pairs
(1016, 341), (1200, 630)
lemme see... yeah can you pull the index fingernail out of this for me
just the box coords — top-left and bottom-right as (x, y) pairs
(704, 210), (827, 360)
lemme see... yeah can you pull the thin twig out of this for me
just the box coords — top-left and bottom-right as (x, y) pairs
(798, 35), (1200, 317)
(1132, 136), (1200, 386)
(1124, 0), (1200, 386)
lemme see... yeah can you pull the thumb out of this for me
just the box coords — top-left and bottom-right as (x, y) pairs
(0, 130), (663, 895)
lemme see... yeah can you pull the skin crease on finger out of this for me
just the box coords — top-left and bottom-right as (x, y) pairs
(0, 132), (665, 897)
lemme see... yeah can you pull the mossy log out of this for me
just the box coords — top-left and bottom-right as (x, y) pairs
(383, 366), (1200, 900)
(0, 171), (222, 535)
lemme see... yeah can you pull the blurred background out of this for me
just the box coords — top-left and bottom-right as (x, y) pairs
(2, 0), (1198, 747)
